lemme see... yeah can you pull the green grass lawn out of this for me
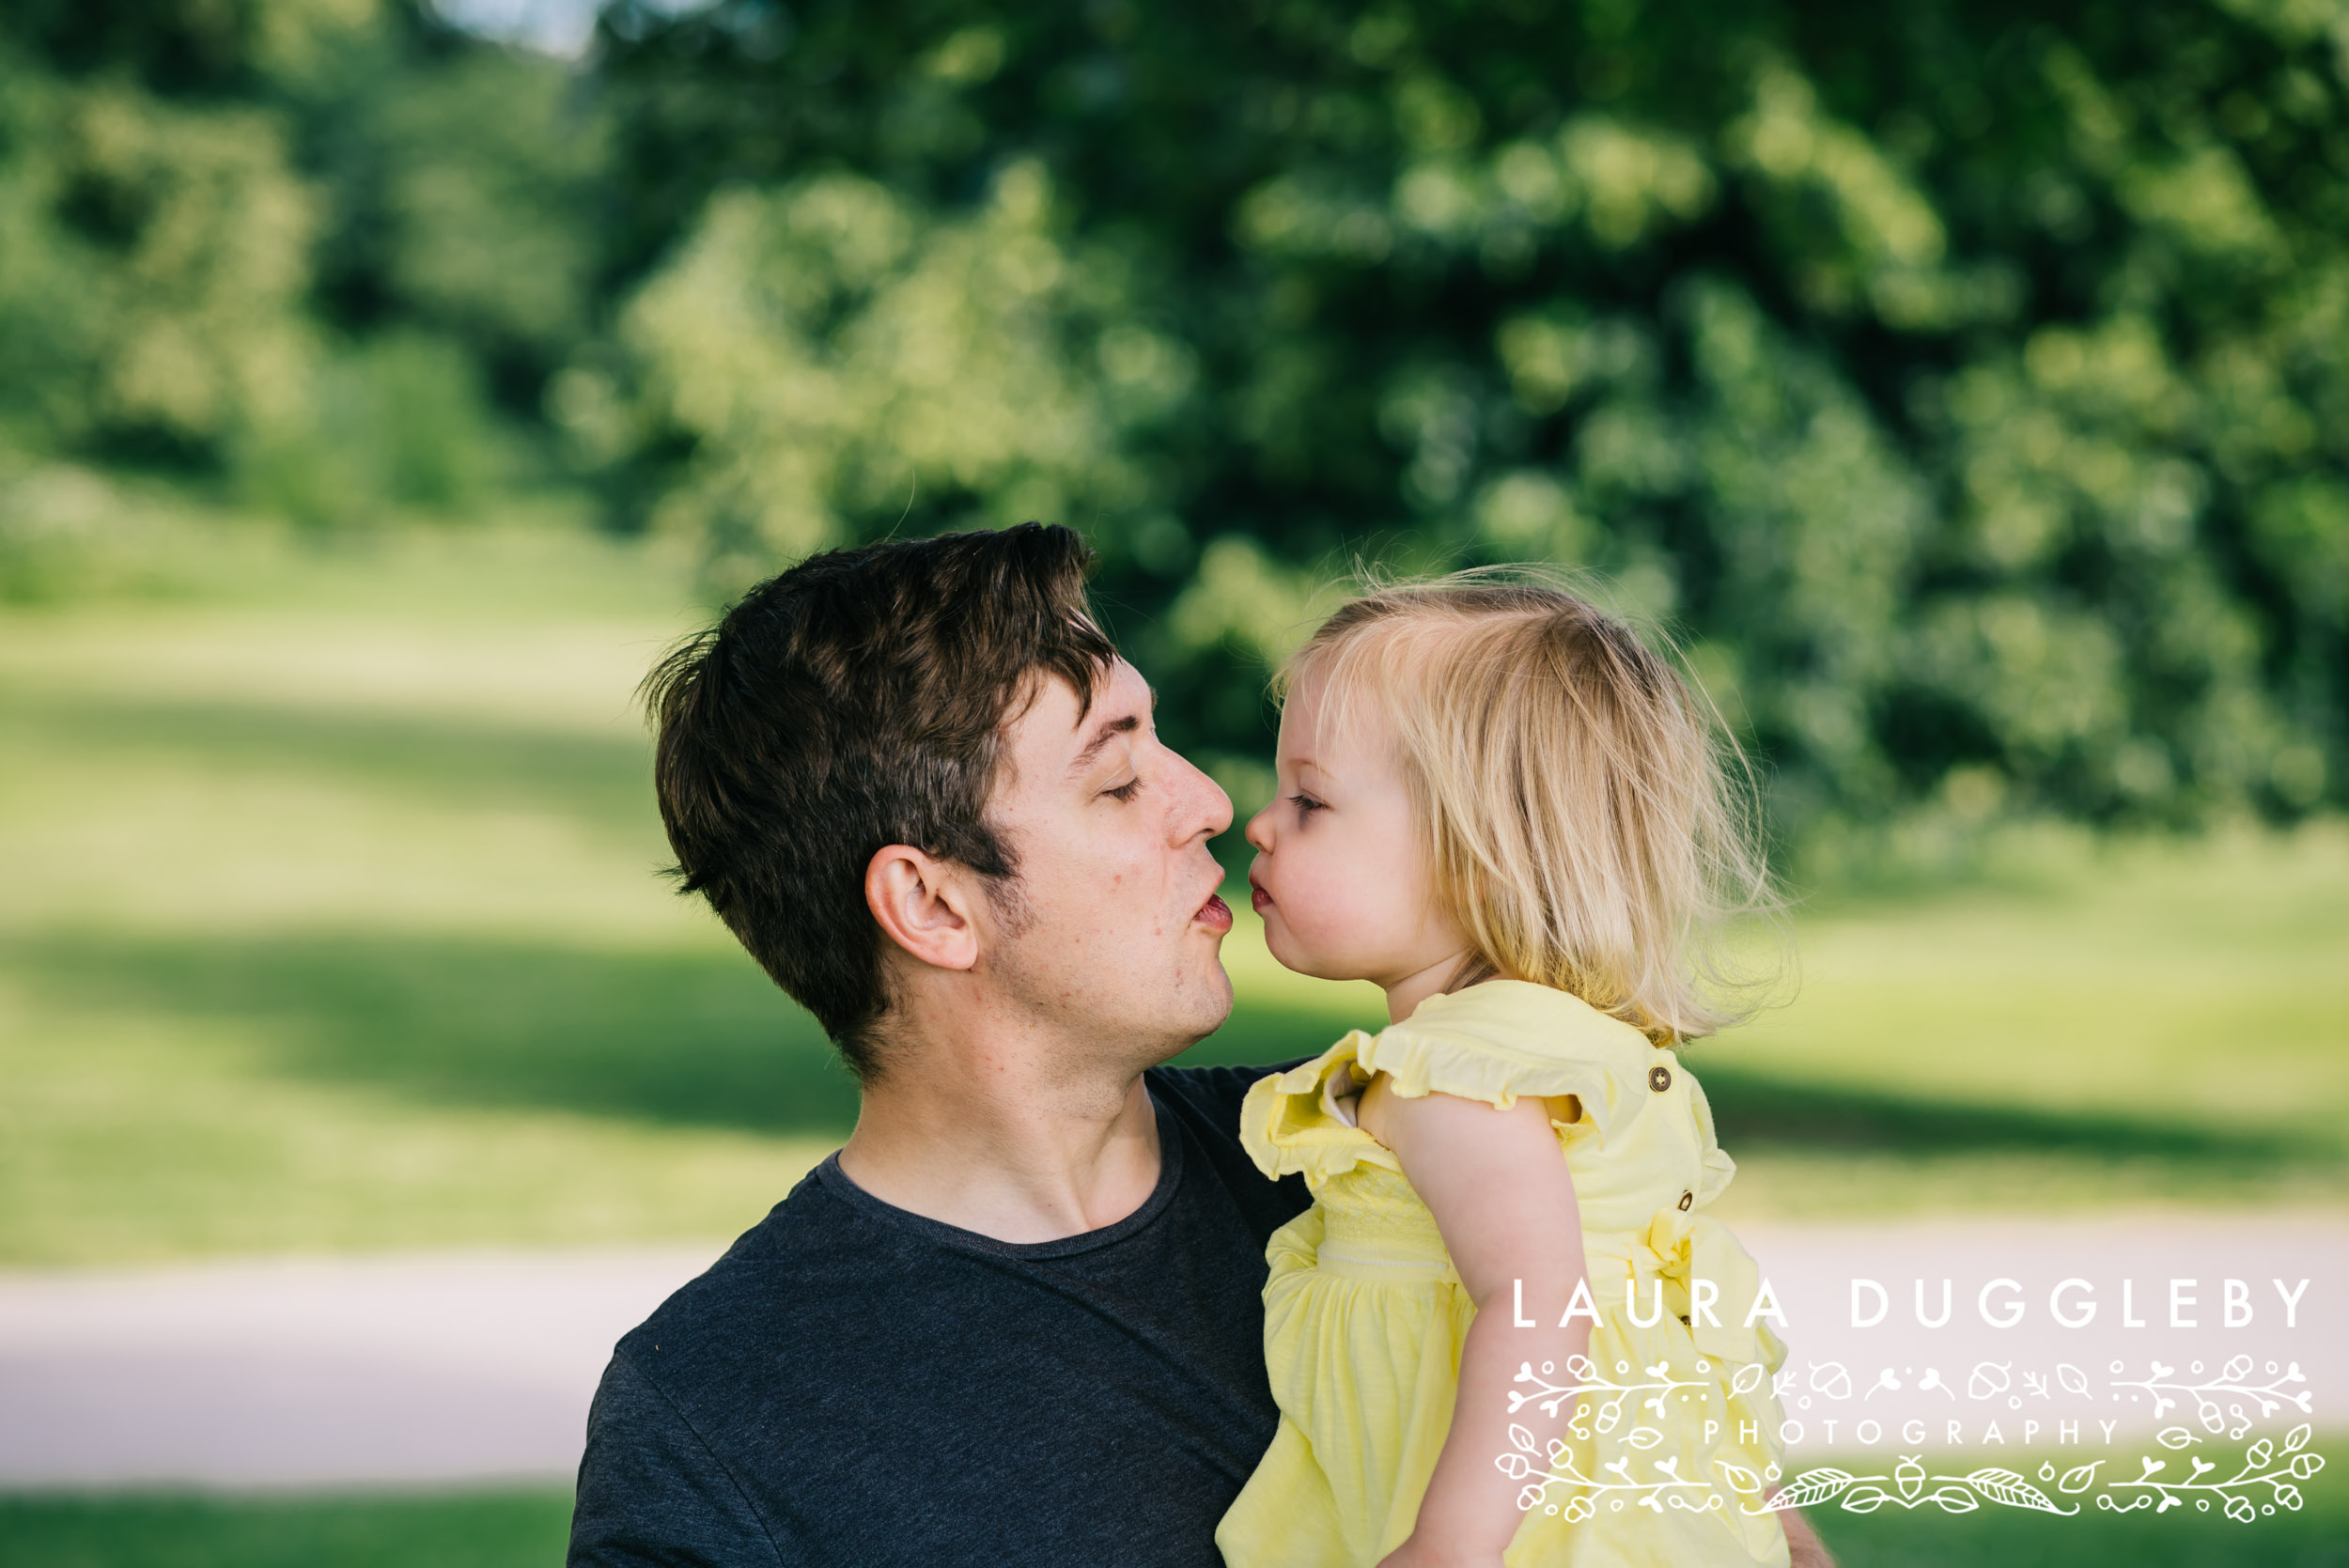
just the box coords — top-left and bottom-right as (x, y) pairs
(1796, 1454), (2349, 1566)
(1200, 818), (2349, 1221)
(7, 1446), (2344, 1568)
(0, 520), (2342, 1265)
(1696, 821), (2349, 1220)
(0, 1491), (573, 1568)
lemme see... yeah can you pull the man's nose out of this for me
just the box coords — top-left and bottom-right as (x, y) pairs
(1174, 751), (1233, 841)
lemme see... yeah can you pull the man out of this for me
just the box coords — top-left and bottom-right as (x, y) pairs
(568, 524), (1831, 1566)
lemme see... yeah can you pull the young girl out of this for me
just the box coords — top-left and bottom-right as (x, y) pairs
(1216, 579), (1796, 1568)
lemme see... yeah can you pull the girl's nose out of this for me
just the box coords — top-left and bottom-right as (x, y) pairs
(1243, 802), (1274, 854)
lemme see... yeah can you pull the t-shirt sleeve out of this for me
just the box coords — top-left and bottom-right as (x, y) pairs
(568, 1349), (786, 1568)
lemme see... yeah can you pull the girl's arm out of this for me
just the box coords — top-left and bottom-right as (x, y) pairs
(1777, 1496), (1836, 1567)
(1359, 1079), (1589, 1568)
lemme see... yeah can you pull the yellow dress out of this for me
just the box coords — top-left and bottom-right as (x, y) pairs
(1216, 981), (1791, 1568)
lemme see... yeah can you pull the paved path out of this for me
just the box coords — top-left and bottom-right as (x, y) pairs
(1724, 1215), (2343, 1460)
(0, 1248), (718, 1488)
(1, 1218), (2340, 1488)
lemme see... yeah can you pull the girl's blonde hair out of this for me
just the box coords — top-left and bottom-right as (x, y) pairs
(1281, 572), (1781, 1045)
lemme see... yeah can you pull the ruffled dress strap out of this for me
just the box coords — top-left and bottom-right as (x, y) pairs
(1240, 1032), (1403, 1185)
(1357, 979), (1654, 1144)
(1239, 981), (1657, 1183)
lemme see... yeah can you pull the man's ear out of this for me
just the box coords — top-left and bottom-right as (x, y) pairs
(864, 846), (982, 972)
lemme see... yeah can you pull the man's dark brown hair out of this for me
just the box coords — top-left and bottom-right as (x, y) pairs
(642, 523), (1115, 1081)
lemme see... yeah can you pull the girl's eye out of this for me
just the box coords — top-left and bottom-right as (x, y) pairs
(1106, 777), (1143, 802)
(1290, 793), (1324, 814)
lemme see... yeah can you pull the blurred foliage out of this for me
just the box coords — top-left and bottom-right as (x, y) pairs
(579, 0), (2349, 845)
(0, 0), (604, 526)
(2, 0), (2345, 849)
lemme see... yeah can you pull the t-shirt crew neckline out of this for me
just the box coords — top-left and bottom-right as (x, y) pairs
(812, 1088), (1186, 1262)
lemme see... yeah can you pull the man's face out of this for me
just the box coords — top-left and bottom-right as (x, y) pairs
(979, 658), (1237, 1065)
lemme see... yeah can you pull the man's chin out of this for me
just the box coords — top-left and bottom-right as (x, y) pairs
(1155, 966), (1236, 1063)
(1195, 960), (1237, 1025)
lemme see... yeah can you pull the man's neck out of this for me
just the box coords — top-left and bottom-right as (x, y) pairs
(833, 1012), (1167, 1246)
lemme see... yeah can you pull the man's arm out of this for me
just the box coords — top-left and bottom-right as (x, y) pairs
(569, 1351), (784, 1568)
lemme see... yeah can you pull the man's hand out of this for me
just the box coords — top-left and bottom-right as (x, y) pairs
(1781, 1503), (1836, 1568)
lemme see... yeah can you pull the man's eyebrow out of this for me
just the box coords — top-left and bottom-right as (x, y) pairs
(1068, 712), (1141, 776)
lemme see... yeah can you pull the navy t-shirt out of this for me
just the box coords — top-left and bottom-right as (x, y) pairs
(568, 1062), (1313, 1567)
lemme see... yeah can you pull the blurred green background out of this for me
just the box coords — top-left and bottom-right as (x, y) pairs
(1, 0), (2343, 1563)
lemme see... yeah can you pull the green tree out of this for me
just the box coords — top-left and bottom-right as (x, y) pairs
(0, 0), (608, 521)
(0, 2), (338, 464)
(584, 0), (2349, 843)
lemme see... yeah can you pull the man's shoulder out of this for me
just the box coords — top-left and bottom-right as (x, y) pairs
(577, 1089), (1315, 1567)
(614, 1166), (870, 1375)
(1143, 1056), (1312, 1137)
(1145, 1058), (1316, 1246)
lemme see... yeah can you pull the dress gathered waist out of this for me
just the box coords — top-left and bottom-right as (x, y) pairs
(1314, 1205), (1453, 1281)
(1312, 1199), (1766, 1334)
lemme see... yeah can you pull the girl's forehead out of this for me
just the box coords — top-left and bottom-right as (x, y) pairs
(1280, 669), (1395, 765)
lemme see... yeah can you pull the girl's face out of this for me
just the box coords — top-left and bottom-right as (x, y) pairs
(1242, 672), (1470, 1000)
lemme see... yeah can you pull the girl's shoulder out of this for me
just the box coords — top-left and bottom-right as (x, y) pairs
(1382, 978), (1655, 1060)
(1238, 983), (1676, 1180)
(1361, 979), (1664, 1142)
